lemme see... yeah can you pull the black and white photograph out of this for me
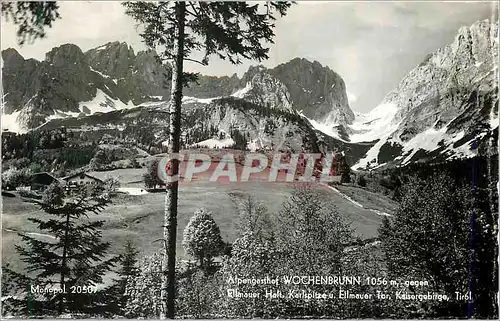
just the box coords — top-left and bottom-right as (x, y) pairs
(1, 0), (498, 319)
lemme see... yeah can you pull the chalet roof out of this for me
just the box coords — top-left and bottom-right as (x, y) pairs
(32, 171), (58, 178)
(62, 172), (104, 183)
(31, 172), (64, 185)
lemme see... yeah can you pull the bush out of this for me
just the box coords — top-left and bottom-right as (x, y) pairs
(143, 158), (162, 188)
(379, 176), (395, 189)
(42, 183), (65, 207)
(1, 167), (31, 190)
(357, 174), (367, 187)
(220, 231), (278, 318)
(124, 253), (219, 319)
(177, 265), (224, 318)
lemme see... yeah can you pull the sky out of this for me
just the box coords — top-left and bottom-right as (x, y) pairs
(1, 1), (498, 113)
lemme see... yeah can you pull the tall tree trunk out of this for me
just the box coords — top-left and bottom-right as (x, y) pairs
(161, 2), (185, 319)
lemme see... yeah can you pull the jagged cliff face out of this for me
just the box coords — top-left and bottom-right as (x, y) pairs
(383, 20), (498, 142)
(233, 66), (293, 110)
(232, 59), (354, 123)
(2, 48), (41, 114)
(84, 42), (136, 79)
(84, 42), (169, 103)
(2, 42), (354, 132)
(352, 19), (498, 169)
(184, 98), (319, 152)
(269, 58), (354, 125)
(2, 44), (121, 120)
(270, 58), (354, 125)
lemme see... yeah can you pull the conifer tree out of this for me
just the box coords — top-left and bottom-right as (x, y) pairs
(2, 183), (119, 316)
(123, 252), (164, 318)
(106, 240), (139, 317)
(123, 2), (293, 318)
(275, 185), (353, 315)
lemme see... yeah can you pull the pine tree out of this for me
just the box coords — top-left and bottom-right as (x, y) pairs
(144, 158), (162, 188)
(106, 240), (139, 317)
(275, 185), (353, 316)
(339, 154), (352, 183)
(123, 2), (293, 318)
(123, 252), (164, 318)
(221, 196), (278, 318)
(2, 183), (119, 317)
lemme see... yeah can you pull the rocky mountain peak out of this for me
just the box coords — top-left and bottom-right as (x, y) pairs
(1, 48), (24, 68)
(269, 57), (354, 125)
(240, 64), (267, 83)
(380, 19), (498, 142)
(234, 67), (293, 111)
(45, 44), (86, 67)
(84, 41), (137, 79)
(233, 58), (354, 125)
(352, 19), (498, 169)
(2, 41), (354, 132)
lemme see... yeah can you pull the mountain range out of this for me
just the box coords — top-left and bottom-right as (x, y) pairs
(1, 19), (498, 170)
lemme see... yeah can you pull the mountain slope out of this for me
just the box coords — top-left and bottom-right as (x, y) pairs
(2, 42), (353, 134)
(36, 97), (325, 154)
(351, 19), (499, 169)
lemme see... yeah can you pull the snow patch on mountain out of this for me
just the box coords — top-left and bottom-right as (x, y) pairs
(79, 89), (135, 114)
(352, 117), (488, 170)
(490, 106), (499, 129)
(231, 82), (252, 98)
(89, 66), (114, 82)
(295, 109), (347, 142)
(182, 96), (219, 104)
(2, 90), (145, 133)
(307, 117), (348, 142)
(401, 126), (489, 164)
(302, 102), (398, 145)
(352, 135), (392, 170)
(347, 91), (357, 104)
(349, 103), (398, 143)
(191, 137), (235, 149)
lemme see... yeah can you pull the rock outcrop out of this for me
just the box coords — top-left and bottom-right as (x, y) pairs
(2, 42), (354, 131)
(382, 19), (498, 142)
(353, 19), (498, 169)
(269, 58), (354, 125)
(233, 66), (293, 110)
